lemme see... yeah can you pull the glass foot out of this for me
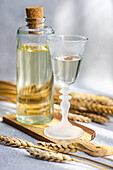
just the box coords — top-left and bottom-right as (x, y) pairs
(44, 121), (84, 139)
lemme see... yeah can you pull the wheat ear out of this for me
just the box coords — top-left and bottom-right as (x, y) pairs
(70, 99), (113, 115)
(54, 104), (91, 123)
(0, 80), (113, 116)
(0, 135), (106, 157)
(55, 97), (110, 124)
(0, 135), (107, 157)
(54, 86), (113, 106)
(37, 141), (77, 153)
(54, 86), (113, 116)
(0, 135), (112, 169)
(54, 95), (113, 116)
(70, 109), (109, 124)
(27, 148), (108, 170)
(0, 135), (38, 148)
(0, 135), (77, 153)
(54, 103), (109, 124)
(37, 140), (107, 157)
(27, 148), (71, 162)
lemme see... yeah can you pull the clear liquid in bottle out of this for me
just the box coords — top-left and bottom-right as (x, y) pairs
(17, 44), (53, 124)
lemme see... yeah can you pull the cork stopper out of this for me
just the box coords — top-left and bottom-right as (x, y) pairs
(26, 7), (43, 19)
(25, 6), (44, 32)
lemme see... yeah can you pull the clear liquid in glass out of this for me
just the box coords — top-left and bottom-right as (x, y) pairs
(52, 56), (81, 85)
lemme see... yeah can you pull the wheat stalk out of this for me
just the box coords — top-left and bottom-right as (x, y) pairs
(1, 80), (113, 108)
(54, 97), (110, 123)
(0, 97), (16, 104)
(0, 80), (16, 90)
(67, 112), (91, 123)
(27, 148), (109, 170)
(0, 80), (112, 121)
(36, 141), (113, 168)
(0, 135), (77, 154)
(0, 135), (112, 169)
(54, 86), (113, 116)
(0, 92), (109, 124)
(54, 104), (91, 123)
(71, 93), (113, 106)
(37, 140), (107, 157)
(70, 99), (113, 116)
(0, 135), (108, 157)
(70, 109), (109, 124)
(37, 141), (77, 153)
(54, 103), (109, 124)
(0, 135), (37, 148)
(27, 148), (72, 162)
(54, 86), (113, 106)
(54, 96), (113, 116)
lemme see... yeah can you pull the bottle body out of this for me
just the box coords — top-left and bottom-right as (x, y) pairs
(16, 19), (54, 124)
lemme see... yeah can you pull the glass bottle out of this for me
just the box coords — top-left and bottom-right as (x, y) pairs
(16, 7), (54, 125)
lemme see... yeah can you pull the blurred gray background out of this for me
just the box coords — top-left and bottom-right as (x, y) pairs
(0, 0), (113, 96)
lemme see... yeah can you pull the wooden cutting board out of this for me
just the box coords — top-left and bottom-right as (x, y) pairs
(3, 113), (95, 144)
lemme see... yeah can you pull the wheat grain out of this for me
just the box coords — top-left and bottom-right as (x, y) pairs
(37, 141), (77, 153)
(70, 109), (109, 124)
(54, 95), (113, 116)
(54, 103), (109, 124)
(54, 86), (113, 106)
(0, 135), (112, 169)
(0, 135), (107, 157)
(27, 148), (71, 162)
(1, 80), (113, 116)
(37, 140), (107, 157)
(0, 135), (36, 148)
(70, 99), (113, 116)
(27, 148), (108, 170)
(54, 104), (91, 123)
(54, 86), (113, 115)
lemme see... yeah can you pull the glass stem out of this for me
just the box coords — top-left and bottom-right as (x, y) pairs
(59, 87), (72, 123)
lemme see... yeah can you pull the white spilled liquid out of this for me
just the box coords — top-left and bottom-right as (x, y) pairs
(52, 56), (81, 85)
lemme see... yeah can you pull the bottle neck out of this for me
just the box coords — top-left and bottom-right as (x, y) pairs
(25, 17), (45, 29)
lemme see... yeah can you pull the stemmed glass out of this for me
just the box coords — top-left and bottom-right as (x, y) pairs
(44, 35), (88, 139)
